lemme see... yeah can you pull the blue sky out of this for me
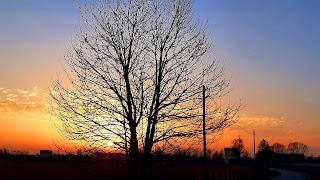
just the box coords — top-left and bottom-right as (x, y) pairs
(194, 0), (320, 86)
(194, 0), (320, 117)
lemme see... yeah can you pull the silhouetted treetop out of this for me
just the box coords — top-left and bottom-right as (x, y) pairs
(287, 142), (308, 156)
(270, 142), (286, 153)
(258, 139), (270, 151)
(232, 136), (244, 155)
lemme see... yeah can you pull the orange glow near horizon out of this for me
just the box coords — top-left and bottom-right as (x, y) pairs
(0, 87), (319, 156)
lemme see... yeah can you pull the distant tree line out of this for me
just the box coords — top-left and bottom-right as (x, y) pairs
(171, 147), (224, 161)
(258, 139), (309, 156)
(229, 137), (310, 157)
(0, 148), (29, 156)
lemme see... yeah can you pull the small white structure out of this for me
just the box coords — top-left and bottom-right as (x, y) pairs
(40, 150), (53, 157)
(224, 148), (240, 163)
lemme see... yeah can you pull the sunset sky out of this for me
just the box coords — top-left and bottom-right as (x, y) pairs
(0, 0), (319, 156)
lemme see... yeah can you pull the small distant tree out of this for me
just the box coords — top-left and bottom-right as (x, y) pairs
(270, 142), (286, 153)
(241, 150), (250, 159)
(153, 145), (164, 156)
(211, 150), (224, 161)
(190, 148), (200, 158)
(256, 139), (272, 171)
(11, 150), (29, 155)
(207, 149), (212, 159)
(232, 136), (244, 155)
(173, 147), (185, 156)
(0, 148), (10, 155)
(287, 142), (308, 156)
(258, 139), (270, 151)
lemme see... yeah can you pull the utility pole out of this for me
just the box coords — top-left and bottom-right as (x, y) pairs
(253, 130), (256, 159)
(203, 85), (208, 180)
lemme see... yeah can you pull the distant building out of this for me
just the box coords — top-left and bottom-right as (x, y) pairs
(40, 150), (53, 157)
(224, 148), (240, 163)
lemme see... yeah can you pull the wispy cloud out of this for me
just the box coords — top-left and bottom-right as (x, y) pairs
(6, 93), (18, 101)
(0, 99), (46, 112)
(0, 87), (47, 112)
(17, 87), (43, 98)
(238, 114), (286, 127)
(1, 88), (9, 94)
(227, 113), (310, 138)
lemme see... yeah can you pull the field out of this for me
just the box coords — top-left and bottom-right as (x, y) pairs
(149, 163), (253, 179)
(0, 160), (258, 179)
(0, 160), (125, 179)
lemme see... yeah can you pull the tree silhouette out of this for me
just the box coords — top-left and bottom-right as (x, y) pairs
(50, 0), (241, 177)
(270, 142), (286, 153)
(232, 136), (245, 155)
(256, 139), (272, 172)
(258, 139), (270, 151)
(287, 142), (308, 156)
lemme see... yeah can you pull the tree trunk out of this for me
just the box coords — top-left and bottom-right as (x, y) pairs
(141, 141), (152, 179)
(129, 135), (138, 179)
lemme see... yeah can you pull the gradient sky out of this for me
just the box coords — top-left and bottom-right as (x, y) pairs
(0, 0), (319, 156)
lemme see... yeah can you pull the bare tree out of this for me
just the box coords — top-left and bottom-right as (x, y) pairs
(270, 142), (286, 153)
(287, 142), (308, 156)
(232, 136), (245, 155)
(50, 0), (241, 178)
